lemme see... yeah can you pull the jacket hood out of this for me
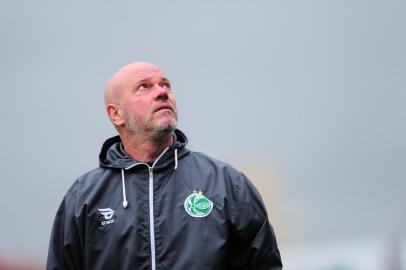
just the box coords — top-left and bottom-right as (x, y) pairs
(99, 129), (189, 170)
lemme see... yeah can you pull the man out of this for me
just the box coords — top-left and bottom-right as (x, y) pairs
(47, 62), (282, 270)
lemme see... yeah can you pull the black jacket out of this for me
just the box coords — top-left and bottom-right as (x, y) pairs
(47, 129), (282, 270)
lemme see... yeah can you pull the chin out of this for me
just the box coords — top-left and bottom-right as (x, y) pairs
(151, 122), (176, 141)
(156, 121), (177, 132)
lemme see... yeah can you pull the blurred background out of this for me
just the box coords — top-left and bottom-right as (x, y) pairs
(1, 0), (405, 269)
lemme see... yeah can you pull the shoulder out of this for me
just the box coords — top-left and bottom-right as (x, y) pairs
(64, 167), (113, 200)
(189, 151), (263, 193)
(187, 151), (242, 176)
(77, 167), (109, 183)
(185, 151), (250, 192)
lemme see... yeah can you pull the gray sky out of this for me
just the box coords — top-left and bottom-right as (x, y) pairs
(1, 0), (405, 264)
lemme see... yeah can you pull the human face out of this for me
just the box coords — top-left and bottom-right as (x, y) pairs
(119, 64), (177, 137)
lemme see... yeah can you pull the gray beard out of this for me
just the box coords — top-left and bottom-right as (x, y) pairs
(124, 110), (177, 141)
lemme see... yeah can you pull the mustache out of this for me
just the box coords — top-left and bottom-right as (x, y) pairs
(153, 103), (176, 113)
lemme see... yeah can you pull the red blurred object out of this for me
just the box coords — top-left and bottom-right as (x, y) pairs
(0, 258), (41, 270)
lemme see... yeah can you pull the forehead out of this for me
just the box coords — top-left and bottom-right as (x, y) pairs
(125, 64), (167, 86)
(133, 66), (165, 81)
(105, 63), (169, 102)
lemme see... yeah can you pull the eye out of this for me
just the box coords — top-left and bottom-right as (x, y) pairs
(138, 83), (149, 91)
(160, 81), (171, 90)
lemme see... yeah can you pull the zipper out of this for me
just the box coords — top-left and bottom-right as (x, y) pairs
(148, 166), (156, 270)
(125, 147), (170, 270)
(148, 147), (170, 270)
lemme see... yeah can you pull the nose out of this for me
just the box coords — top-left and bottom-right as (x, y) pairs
(154, 84), (170, 101)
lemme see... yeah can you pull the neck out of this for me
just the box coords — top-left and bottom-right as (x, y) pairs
(120, 131), (173, 163)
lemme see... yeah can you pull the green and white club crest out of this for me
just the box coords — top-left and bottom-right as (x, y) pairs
(184, 190), (213, 217)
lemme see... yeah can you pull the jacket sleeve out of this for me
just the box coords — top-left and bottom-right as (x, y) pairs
(46, 181), (84, 270)
(229, 173), (283, 270)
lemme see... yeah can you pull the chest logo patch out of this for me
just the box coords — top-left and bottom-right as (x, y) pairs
(98, 208), (115, 226)
(184, 190), (213, 217)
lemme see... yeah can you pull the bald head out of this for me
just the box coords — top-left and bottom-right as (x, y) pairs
(104, 61), (177, 159)
(104, 62), (177, 137)
(104, 62), (165, 105)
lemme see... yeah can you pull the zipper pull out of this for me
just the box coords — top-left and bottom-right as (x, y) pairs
(149, 167), (153, 175)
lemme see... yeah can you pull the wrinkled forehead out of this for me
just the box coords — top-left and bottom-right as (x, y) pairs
(132, 65), (166, 82)
(104, 62), (169, 104)
(107, 63), (166, 90)
(119, 63), (167, 86)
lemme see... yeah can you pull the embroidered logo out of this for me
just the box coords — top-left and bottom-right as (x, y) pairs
(184, 190), (213, 217)
(98, 208), (115, 226)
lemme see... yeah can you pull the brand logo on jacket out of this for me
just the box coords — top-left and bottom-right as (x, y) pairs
(184, 190), (213, 217)
(98, 208), (115, 226)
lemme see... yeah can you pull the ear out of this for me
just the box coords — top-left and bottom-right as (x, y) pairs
(106, 104), (125, 126)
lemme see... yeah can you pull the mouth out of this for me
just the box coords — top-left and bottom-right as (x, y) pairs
(154, 104), (174, 113)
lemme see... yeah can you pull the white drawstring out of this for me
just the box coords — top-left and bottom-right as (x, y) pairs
(121, 147), (178, 209)
(121, 169), (128, 208)
(174, 149), (178, 170)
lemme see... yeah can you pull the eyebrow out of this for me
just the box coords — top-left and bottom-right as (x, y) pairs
(133, 77), (171, 88)
(138, 76), (170, 82)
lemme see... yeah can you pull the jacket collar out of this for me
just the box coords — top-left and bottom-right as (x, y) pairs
(99, 129), (189, 170)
